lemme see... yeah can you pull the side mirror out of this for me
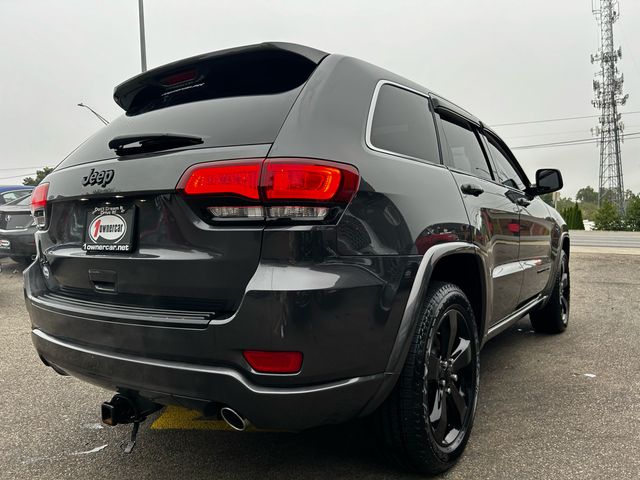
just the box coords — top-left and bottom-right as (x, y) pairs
(527, 168), (563, 196)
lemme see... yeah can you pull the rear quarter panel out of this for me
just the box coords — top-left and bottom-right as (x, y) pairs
(267, 56), (472, 374)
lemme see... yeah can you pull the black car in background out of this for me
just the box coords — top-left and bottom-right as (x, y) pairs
(0, 187), (33, 206)
(25, 43), (569, 474)
(0, 194), (36, 265)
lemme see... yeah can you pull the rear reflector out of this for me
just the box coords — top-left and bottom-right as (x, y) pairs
(243, 350), (303, 374)
(182, 161), (261, 199)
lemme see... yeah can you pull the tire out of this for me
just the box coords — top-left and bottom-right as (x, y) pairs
(375, 282), (480, 475)
(530, 249), (570, 334)
(10, 256), (33, 267)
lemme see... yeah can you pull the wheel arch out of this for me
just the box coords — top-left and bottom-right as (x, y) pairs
(561, 232), (570, 259)
(359, 242), (488, 417)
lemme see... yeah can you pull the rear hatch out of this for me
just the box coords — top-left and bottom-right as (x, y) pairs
(35, 43), (327, 320)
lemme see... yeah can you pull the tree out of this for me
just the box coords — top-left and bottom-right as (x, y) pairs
(540, 193), (574, 213)
(540, 193), (553, 206)
(561, 203), (585, 230)
(625, 195), (640, 231)
(23, 166), (54, 186)
(556, 197), (574, 213)
(572, 203), (584, 230)
(579, 201), (598, 221)
(576, 186), (598, 204)
(593, 201), (623, 231)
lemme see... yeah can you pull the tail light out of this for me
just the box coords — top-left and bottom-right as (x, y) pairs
(182, 161), (261, 199)
(30, 182), (49, 229)
(243, 350), (303, 374)
(178, 158), (359, 222)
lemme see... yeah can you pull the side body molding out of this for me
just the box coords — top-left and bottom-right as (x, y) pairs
(359, 241), (488, 417)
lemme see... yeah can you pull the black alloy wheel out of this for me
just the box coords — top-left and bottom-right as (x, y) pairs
(425, 308), (476, 450)
(375, 282), (480, 474)
(530, 249), (570, 334)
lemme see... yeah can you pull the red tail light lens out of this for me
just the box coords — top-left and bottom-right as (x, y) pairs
(179, 158), (360, 221)
(30, 182), (49, 214)
(262, 159), (359, 203)
(243, 350), (303, 374)
(30, 182), (49, 229)
(263, 162), (341, 200)
(180, 160), (261, 199)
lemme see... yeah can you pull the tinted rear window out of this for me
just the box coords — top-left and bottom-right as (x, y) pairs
(59, 50), (321, 169)
(369, 84), (440, 163)
(59, 89), (303, 168)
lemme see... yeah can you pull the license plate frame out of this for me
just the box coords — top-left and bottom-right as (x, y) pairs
(83, 204), (136, 254)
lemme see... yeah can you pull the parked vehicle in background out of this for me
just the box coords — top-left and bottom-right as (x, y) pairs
(24, 43), (569, 475)
(0, 194), (37, 265)
(0, 186), (33, 205)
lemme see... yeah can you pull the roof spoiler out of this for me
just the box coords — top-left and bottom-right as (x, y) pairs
(113, 42), (328, 114)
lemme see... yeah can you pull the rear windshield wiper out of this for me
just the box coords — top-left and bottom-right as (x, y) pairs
(108, 133), (203, 156)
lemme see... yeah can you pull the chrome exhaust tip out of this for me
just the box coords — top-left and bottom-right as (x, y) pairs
(220, 407), (248, 431)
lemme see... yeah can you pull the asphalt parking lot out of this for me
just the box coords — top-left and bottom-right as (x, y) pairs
(1, 252), (639, 479)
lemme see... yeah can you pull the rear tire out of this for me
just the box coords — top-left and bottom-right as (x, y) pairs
(10, 256), (32, 267)
(375, 282), (480, 475)
(530, 249), (569, 334)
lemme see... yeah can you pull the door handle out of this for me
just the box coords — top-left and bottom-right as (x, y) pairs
(460, 183), (484, 196)
(515, 197), (531, 207)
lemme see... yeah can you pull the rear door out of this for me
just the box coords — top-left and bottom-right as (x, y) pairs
(436, 111), (523, 324)
(483, 132), (553, 302)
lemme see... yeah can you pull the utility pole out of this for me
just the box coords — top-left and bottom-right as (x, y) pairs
(138, 0), (147, 72)
(591, 0), (628, 213)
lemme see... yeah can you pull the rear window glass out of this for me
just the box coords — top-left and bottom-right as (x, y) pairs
(1, 190), (31, 204)
(369, 84), (440, 163)
(59, 89), (303, 168)
(14, 195), (32, 206)
(124, 50), (317, 115)
(59, 50), (320, 169)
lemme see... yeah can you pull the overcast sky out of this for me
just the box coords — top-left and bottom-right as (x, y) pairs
(1, 0), (639, 198)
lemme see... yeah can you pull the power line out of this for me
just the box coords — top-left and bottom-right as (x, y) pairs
(503, 124), (640, 140)
(0, 174), (37, 181)
(491, 110), (640, 127)
(0, 165), (50, 172)
(512, 132), (640, 150)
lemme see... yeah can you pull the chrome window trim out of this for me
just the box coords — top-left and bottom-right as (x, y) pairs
(364, 80), (441, 165)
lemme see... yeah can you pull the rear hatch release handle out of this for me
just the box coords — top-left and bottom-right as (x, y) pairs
(88, 269), (117, 293)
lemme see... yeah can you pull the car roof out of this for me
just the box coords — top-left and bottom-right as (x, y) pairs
(0, 185), (32, 193)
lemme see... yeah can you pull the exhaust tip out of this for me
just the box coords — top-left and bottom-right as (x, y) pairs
(220, 407), (248, 431)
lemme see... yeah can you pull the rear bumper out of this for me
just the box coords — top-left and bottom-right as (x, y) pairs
(25, 253), (418, 429)
(32, 328), (386, 430)
(0, 228), (36, 257)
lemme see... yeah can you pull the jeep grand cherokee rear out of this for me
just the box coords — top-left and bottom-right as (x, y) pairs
(26, 42), (569, 475)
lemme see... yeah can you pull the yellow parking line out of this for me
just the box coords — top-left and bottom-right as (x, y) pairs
(151, 405), (269, 432)
(151, 406), (235, 431)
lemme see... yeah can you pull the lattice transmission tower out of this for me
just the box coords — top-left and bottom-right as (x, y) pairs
(591, 0), (629, 212)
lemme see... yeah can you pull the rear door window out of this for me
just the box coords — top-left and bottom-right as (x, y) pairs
(439, 116), (493, 181)
(369, 84), (440, 164)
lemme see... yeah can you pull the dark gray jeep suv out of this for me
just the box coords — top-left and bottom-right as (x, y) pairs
(26, 42), (569, 474)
